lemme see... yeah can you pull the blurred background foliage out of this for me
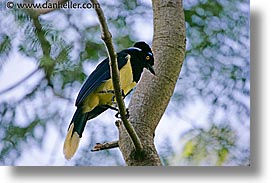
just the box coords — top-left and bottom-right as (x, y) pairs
(0, 0), (249, 166)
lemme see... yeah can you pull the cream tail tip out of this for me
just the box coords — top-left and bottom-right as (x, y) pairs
(63, 123), (80, 160)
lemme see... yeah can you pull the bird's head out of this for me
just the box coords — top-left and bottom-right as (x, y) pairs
(133, 41), (155, 75)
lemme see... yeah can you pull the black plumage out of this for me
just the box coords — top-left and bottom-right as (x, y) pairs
(63, 41), (155, 160)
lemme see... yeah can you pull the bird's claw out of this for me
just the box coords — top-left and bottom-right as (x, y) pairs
(126, 108), (129, 118)
(115, 108), (129, 119)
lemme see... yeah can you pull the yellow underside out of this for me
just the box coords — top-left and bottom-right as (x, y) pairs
(83, 58), (136, 113)
(63, 56), (136, 160)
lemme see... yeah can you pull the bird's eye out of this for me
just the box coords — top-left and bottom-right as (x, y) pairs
(146, 56), (150, 60)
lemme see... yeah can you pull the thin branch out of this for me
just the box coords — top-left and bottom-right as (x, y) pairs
(28, 13), (51, 56)
(90, 0), (143, 152)
(91, 141), (119, 151)
(27, 10), (55, 84)
(0, 68), (39, 96)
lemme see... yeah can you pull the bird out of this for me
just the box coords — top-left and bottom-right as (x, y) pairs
(63, 41), (155, 160)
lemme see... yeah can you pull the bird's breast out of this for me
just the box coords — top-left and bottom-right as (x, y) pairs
(83, 60), (136, 113)
(119, 59), (137, 94)
(99, 59), (136, 95)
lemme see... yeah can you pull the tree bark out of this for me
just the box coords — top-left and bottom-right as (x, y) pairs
(118, 0), (186, 166)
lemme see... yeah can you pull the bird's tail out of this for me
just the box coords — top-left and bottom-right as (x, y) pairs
(63, 108), (88, 160)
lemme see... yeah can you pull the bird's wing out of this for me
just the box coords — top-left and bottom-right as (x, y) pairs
(75, 51), (129, 106)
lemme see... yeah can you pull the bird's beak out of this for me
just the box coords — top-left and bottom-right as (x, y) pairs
(148, 64), (155, 75)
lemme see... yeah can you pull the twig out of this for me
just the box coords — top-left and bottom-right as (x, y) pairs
(29, 13), (51, 56)
(27, 10), (56, 83)
(91, 141), (119, 151)
(90, 0), (143, 152)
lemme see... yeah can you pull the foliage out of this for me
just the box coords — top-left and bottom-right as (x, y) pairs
(173, 124), (249, 166)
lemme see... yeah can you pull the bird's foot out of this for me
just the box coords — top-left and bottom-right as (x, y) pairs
(126, 108), (129, 118)
(115, 108), (129, 119)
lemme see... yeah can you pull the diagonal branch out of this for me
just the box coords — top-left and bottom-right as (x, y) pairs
(27, 10), (55, 84)
(90, 0), (143, 153)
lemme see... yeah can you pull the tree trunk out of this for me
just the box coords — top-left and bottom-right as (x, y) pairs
(118, 0), (186, 166)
